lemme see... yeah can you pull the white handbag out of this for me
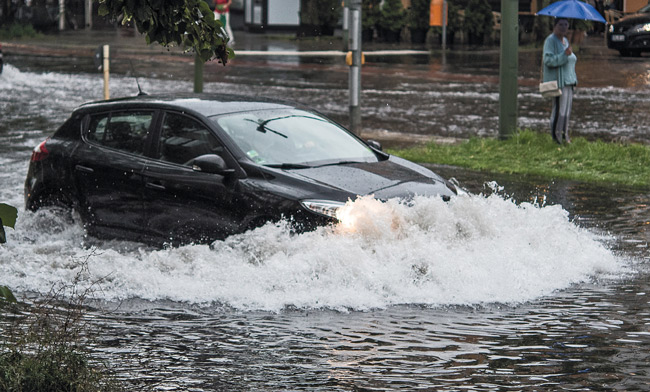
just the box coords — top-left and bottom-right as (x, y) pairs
(539, 80), (562, 98)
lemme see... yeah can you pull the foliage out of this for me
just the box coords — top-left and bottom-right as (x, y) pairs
(571, 18), (593, 31)
(316, 0), (342, 28)
(0, 203), (17, 303)
(407, 0), (431, 30)
(0, 23), (39, 39)
(378, 0), (406, 33)
(362, 0), (382, 31)
(0, 286), (16, 303)
(389, 130), (650, 187)
(0, 255), (120, 391)
(97, 0), (232, 64)
(299, 0), (341, 35)
(463, 0), (494, 40)
(533, 0), (554, 42)
(0, 203), (17, 244)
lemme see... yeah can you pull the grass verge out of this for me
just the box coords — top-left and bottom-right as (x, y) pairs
(388, 130), (650, 188)
(0, 23), (40, 40)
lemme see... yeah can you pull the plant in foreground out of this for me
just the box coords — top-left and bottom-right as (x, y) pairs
(0, 253), (121, 392)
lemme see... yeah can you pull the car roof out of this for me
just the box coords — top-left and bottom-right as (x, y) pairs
(75, 93), (300, 117)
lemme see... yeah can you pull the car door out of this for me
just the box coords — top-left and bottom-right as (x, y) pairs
(142, 111), (242, 243)
(72, 110), (154, 236)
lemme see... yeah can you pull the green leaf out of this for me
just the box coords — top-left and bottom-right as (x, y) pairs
(0, 203), (18, 228)
(0, 285), (17, 303)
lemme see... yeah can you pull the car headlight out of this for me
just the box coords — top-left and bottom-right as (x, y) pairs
(300, 200), (345, 219)
(633, 23), (650, 32)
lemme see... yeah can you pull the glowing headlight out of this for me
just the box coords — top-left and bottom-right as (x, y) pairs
(300, 200), (345, 219)
(633, 23), (650, 32)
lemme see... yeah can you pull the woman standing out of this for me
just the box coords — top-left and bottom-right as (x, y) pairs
(542, 18), (577, 144)
(214, 0), (235, 46)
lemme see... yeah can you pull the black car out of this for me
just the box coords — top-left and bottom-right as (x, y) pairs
(607, 4), (650, 56)
(25, 93), (458, 245)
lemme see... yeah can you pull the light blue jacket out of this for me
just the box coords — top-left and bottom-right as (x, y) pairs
(542, 33), (577, 88)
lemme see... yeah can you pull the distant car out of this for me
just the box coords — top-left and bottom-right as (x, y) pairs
(0, 43), (3, 74)
(25, 93), (458, 245)
(607, 4), (650, 56)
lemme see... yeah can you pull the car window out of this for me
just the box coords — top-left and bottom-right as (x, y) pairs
(157, 112), (225, 166)
(212, 109), (377, 166)
(86, 111), (153, 155)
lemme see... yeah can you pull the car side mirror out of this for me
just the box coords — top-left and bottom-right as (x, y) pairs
(191, 154), (235, 175)
(366, 139), (382, 151)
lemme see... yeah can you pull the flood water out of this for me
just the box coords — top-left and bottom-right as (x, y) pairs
(1, 44), (650, 391)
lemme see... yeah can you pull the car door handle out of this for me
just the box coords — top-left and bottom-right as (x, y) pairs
(74, 164), (94, 174)
(145, 182), (166, 191)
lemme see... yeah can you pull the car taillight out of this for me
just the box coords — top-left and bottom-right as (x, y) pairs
(31, 139), (50, 162)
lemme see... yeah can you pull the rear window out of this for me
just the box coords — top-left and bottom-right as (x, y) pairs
(86, 111), (154, 155)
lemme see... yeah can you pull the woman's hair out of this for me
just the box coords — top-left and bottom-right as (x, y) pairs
(554, 18), (569, 25)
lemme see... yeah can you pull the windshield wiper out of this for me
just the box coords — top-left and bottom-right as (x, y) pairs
(312, 160), (365, 168)
(264, 163), (313, 169)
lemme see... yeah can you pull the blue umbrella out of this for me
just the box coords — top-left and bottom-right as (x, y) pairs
(536, 0), (607, 23)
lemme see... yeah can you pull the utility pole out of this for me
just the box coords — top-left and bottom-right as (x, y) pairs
(348, 0), (362, 135)
(498, 0), (518, 138)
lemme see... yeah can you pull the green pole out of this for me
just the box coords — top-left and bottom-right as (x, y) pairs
(194, 53), (204, 93)
(499, 0), (518, 138)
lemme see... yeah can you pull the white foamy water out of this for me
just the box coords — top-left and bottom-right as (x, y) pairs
(0, 193), (625, 312)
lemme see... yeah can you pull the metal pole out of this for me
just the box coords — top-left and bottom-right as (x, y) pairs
(59, 0), (65, 31)
(194, 53), (204, 93)
(498, 0), (518, 138)
(342, 2), (349, 52)
(85, 0), (93, 29)
(102, 45), (110, 100)
(348, 0), (362, 135)
(442, 0), (447, 51)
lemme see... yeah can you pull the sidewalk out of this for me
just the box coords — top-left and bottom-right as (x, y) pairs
(2, 27), (427, 60)
(3, 26), (608, 61)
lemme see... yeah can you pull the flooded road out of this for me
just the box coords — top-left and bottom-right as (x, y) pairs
(4, 34), (650, 146)
(1, 43), (649, 391)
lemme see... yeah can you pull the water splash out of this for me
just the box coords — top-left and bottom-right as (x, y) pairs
(1, 193), (625, 312)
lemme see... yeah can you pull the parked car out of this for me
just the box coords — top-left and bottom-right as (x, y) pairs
(0, 43), (3, 74)
(25, 93), (458, 245)
(607, 3), (650, 56)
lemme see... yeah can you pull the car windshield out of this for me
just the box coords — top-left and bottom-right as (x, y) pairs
(640, 4), (650, 12)
(211, 109), (378, 166)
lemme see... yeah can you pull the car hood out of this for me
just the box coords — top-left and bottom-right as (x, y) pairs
(616, 13), (650, 26)
(286, 157), (455, 200)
